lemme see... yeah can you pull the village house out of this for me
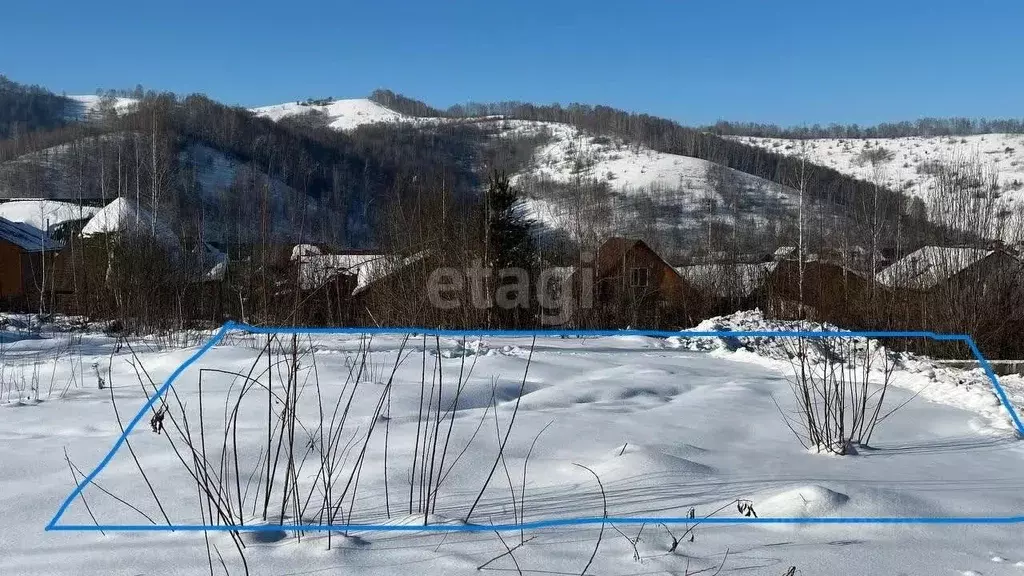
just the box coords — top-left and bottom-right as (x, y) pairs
(676, 258), (869, 325)
(874, 246), (1024, 357)
(0, 217), (57, 309)
(584, 237), (703, 328)
(290, 244), (431, 324)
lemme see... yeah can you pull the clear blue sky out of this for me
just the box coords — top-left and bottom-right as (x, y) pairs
(2, 0), (1022, 127)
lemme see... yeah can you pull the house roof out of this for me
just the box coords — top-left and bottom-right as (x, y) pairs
(0, 200), (100, 232)
(294, 248), (429, 295)
(0, 217), (57, 252)
(81, 198), (179, 247)
(875, 246), (996, 290)
(191, 242), (228, 283)
(773, 246), (797, 259)
(676, 262), (778, 298)
(596, 237), (682, 281)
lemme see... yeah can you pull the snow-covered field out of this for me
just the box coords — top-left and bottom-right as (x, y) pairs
(730, 134), (1024, 205)
(2, 312), (1024, 575)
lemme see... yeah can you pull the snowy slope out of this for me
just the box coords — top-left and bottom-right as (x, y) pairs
(730, 133), (1024, 205)
(248, 100), (802, 240)
(66, 95), (139, 120)
(500, 120), (797, 234)
(1, 313), (1024, 575)
(250, 98), (417, 131)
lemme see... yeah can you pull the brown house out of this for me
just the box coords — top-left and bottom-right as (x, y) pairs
(586, 237), (703, 328)
(676, 258), (870, 326)
(0, 217), (57, 309)
(759, 259), (870, 325)
(874, 246), (1024, 357)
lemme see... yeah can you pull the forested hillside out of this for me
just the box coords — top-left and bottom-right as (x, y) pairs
(0, 75), (72, 139)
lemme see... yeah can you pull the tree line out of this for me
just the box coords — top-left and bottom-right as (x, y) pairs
(0, 75), (73, 140)
(707, 117), (1024, 139)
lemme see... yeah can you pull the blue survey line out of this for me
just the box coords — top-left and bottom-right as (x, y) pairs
(45, 514), (1024, 532)
(45, 324), (231, 531)
(46, 323), (1024, 532)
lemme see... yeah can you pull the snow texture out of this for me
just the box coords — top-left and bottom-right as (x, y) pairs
(2, 311), (1023, 574)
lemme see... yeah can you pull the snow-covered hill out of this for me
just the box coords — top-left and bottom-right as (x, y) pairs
(249, 100), (799, 240)
(729, 133), (1024, 205)
(250, 98), (424, 131)
(0, 137), (312, 243)
(502, 120), (795, 234)
(65, 95), (139, 120)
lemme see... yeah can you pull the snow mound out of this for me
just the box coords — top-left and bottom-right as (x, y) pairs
(671, 309), (853, 364)
(673, 310), (1021, 434)
(757, 485), (851, 517)
(587, 444), (716, 479)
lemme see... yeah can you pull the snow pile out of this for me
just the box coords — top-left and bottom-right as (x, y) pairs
(439, 338), (491, 358)
(671, 309), (850, 362)
(671, 309), (1020, 433)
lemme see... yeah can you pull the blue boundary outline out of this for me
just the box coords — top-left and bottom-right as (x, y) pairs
(46, 322), (1024, 532)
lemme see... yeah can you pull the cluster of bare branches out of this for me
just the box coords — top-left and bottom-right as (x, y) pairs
(778, 336), (900, 455)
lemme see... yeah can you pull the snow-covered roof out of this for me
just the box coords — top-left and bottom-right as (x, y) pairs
(191, 242), (228, 282)
(0, 217), (57, 252)
(875, 246), (995, 290)
(81, 198), (179, 247)
(0, 200), (100, 232)
(295, 249), (429, 294)
(290, 244), (323, 260)
(773, 246), (797, 259)
(676, 262), (778, 298)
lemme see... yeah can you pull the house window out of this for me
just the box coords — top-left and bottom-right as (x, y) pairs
(630, 267), (649, 288)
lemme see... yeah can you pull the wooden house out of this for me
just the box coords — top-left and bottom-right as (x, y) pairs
(874, 246), (1024, 357)
(0, 217), (57, 309)
(586, 237), (703, 328)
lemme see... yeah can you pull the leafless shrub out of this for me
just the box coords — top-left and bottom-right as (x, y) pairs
(778, 335), (898, 454)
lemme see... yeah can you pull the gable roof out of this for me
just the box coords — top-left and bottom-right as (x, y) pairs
(0, 217), (57, 252)
(191, 242), (228, 283)
(81, 198), (179, 248)
(595, 237), (682, 281)
(875, 246), (996, 290)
